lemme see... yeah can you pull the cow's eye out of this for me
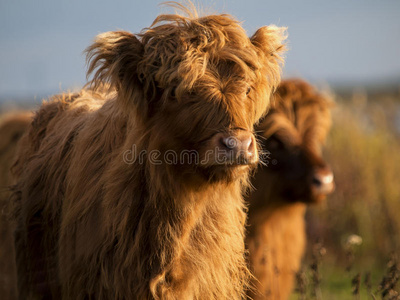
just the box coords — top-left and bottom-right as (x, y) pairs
(267, 135), (284, 150)
(170, 87), (176, 98)
(246, 87), (251, 95)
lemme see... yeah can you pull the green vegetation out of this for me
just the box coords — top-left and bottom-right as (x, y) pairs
(295, 88), (400, 299)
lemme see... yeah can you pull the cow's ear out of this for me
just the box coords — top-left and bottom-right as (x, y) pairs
(251, 26), (287, 87)
(86, 31), (148, 113)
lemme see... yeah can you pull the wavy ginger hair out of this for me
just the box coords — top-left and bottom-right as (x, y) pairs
(12, 4), (286, 299)
(0, 112), (31, 300)
(246, 79), (333, 300)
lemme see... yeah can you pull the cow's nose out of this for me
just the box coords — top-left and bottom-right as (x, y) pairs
(217, 131), (257, 164)
(311, 166), (335, 195)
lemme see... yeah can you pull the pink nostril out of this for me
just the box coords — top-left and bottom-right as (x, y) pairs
(312, 168), (334, 195)
(215, 132), (257, 165)
(220, 137), (238, 150)
(313, 173), (334, 186)
(225, 136), (254, 153)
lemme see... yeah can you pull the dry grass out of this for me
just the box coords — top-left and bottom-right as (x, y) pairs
(307, 89), (400, 262)
(300, 87), (400, 298)
(1, 86), (399, 298)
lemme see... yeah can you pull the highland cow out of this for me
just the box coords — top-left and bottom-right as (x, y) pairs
(246, 79), (334, 300)
(11, 5), (286, 299)
(0, 112), (31, 300)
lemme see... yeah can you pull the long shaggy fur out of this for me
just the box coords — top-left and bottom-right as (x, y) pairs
(0, 112), (32, 300)
(246, 79), (333, 300)
(11, 5), (286, 300)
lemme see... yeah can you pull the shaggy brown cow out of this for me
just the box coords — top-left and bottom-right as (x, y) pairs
(0, 112), (31, 300)
(11, 5), (286, 300)
(246, 79), (334, 300)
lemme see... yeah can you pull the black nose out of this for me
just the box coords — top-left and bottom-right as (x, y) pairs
(311, 166), (335, 195)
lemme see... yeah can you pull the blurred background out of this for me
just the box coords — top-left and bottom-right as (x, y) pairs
(1, 0), (399, 101)
(1, 0), (399, 298)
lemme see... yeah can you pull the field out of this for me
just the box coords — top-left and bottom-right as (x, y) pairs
(292, 86), (400, 299)
(1, 85), (399, 298)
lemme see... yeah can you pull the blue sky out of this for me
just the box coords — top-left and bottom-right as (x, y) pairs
(1, 0), (399, 98)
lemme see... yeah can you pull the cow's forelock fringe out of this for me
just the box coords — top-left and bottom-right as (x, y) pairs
(85, 7), (286, 117)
